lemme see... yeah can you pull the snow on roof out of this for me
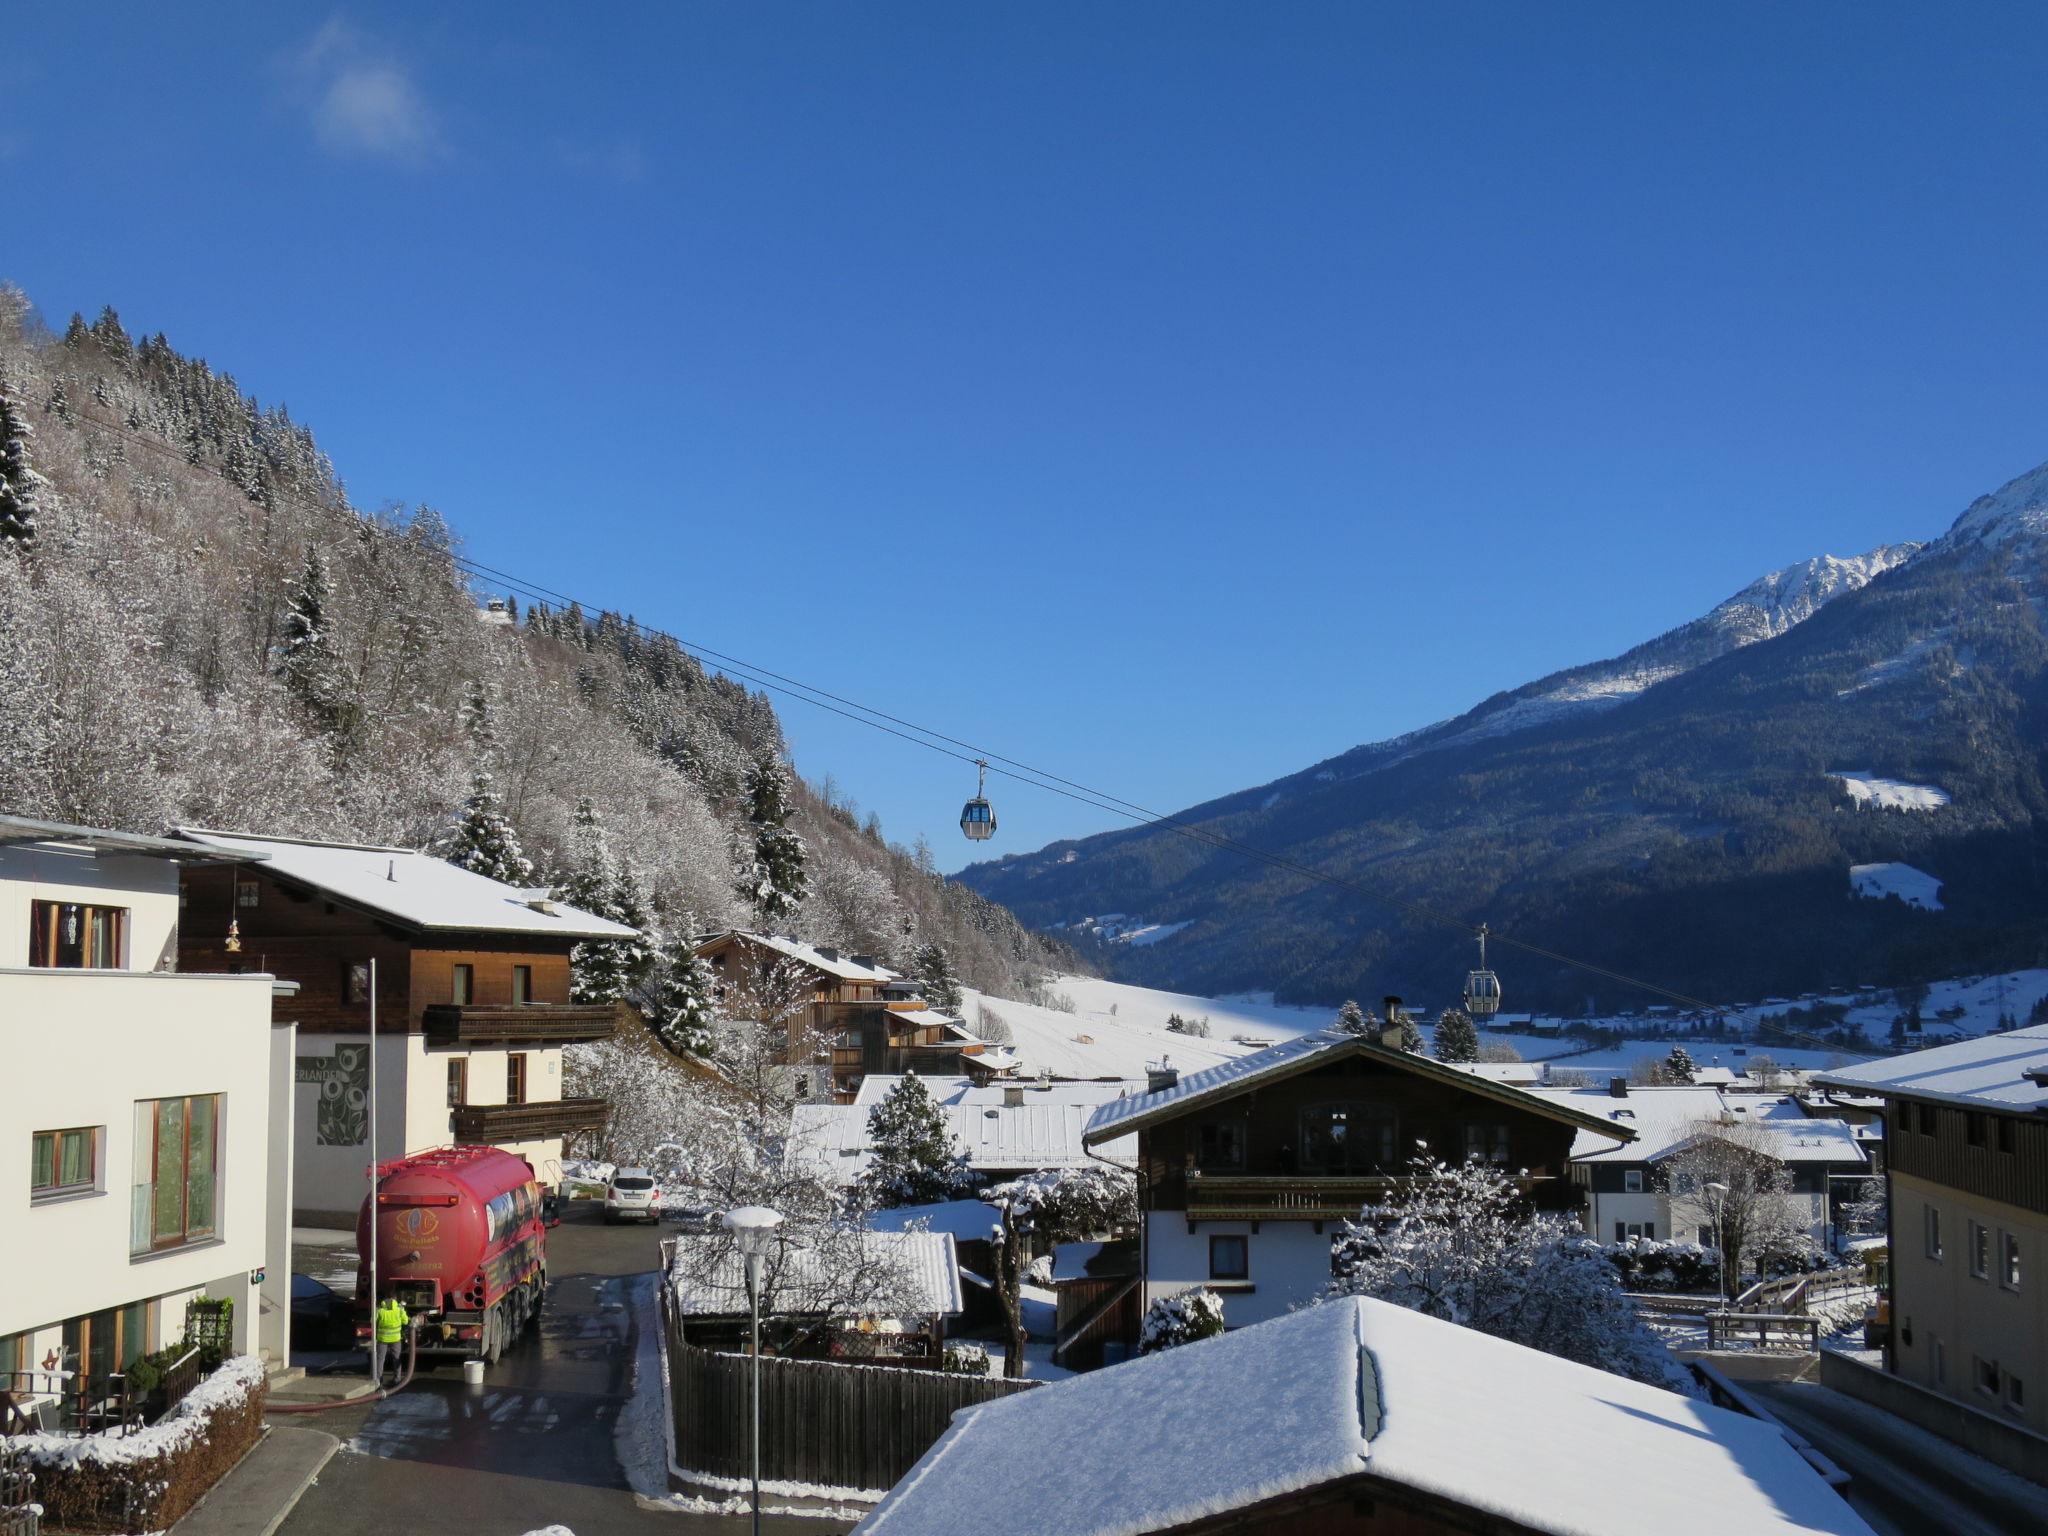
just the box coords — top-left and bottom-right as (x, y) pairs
(1084, 1031), (1632, 1146)
(856, 1296), (1874, 1536)
(852, 1075), (1147, 1110)
(866, 1199), (1000, 1244)
(705, 930), (899, 982)
(789, 1102), (1137, 1186)
(1528, 1087), (1867, 1165)
(0, 814), (255, 864)
(174, 828), (637, 940)
(666, 1230), (962, 1317)
(1815, 1024), (2048, 1113)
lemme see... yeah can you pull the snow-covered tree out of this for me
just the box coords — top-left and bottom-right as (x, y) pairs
(1333, 999), (1372, 1037)
(982, 1166), (1137, 1378)
(649, 932), (718, 1057)
(1138, 1289), (1226, 1354)
(277, 545), (346, 730)
(1399, 1013), (1427, 1054)
(1433, 1007), (1479, 1063)
(443, 769), (537, 886)
(0, 396), (44, 551)
(557, 798), (655, 1004)
(738, 755), (808, 921)
(1663, 1045), (1698, 1084)
(860, 1073), (972, 1208)
(912, 940), (964, 1014)
(1841, 1175), (1887, 1245)
(1662, 1122), (1814, 1298)
(1324, 1156), (1685, 1389)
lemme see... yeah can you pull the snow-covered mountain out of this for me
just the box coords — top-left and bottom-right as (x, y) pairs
(963, 457), (2048, 1010)
(1322, 543), (1923, 776)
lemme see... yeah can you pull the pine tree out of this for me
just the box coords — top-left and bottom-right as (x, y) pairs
(277, 545), (345, 727)
(1399, 1013), (1426, 1054)
(1434, 1007), (1480, 1064)
(650, 932), (718, 1057)
(1663, 1045), (1697, 1084)
(1333, 999), (1372, 1037)
(0, 397), (44, 552)
(912, 940), (964, 1013)
(862, 1073), (969, 1208)
(44, 381), (72, 424)
(739, 755), (808, 921)
(444, 769), (536, 886)
(558, 798), (655, 1004)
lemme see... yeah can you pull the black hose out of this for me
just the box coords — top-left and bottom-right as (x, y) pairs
(265, 1324), (421, 1415)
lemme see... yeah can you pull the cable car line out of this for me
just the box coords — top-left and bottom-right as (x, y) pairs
(451, 551), (1860, 1048)
(11, 396), (1864, 1052)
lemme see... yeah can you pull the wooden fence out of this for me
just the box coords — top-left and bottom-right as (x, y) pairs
(661, 1288), (1038, 1493)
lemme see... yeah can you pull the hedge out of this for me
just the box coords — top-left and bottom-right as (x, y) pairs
(4, 1357), (267, 1532)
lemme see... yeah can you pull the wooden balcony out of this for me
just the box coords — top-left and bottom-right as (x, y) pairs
(450, 1096), (610, 1143)
(422, 1002), (620, 1046)
(1184, 1172), (1557, 1223)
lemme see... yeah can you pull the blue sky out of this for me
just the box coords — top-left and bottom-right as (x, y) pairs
(8, 5), (2048, 870)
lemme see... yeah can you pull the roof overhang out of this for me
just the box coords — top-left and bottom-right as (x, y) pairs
(1084, 1035), (1636, 1148)
(0, 814), (262, 865)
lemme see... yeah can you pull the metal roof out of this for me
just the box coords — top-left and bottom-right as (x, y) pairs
(789, 1102), (1137, 1186)
(1083, 1030), (1636, 1147)
(174, 828), (637, 940)
(1814, 1025), (2048, 1114)
(665, 1230), (963, 1318)
(0, 814), (258, 864)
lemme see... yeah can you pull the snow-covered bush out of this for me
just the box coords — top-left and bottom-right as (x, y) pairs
(942, 1342), (991, 1376)
(1324, 1157), (1688, 1390)
(1138, 1289), (1226, 1354)
(1600, 1237), (1722, 1293)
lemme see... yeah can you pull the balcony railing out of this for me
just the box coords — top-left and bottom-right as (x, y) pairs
(1185, 1172), (1556, 1222)
(450, 1096), (610, 1143)
(422, 1002), (620, 1046)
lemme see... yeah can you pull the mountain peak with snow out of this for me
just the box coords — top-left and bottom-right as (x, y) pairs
(1946, 458), (2048, 548)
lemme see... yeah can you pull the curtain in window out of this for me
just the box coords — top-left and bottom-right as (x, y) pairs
(32, 1134), (55, 1190)
(131, 1102), (155, 1252)
(185, 1096), (216, 1237)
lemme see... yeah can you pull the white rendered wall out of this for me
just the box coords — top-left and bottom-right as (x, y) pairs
(1, 968), (277, 1358)
(1144, 1215), (1333, 1327)
(0, 846), (181, 971)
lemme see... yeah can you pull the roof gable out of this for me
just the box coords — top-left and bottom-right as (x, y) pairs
(1084, 1031), (1634, 1147)
(1815, 1025), (2048, 1114)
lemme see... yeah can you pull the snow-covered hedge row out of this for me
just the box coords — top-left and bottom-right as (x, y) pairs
(1139, 1289), (1226, 1354)
(1600, 1238), (1723, 1292)
(3, 1355), (267, 1531)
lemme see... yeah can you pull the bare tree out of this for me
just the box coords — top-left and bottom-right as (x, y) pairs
(1662, 1121), (1814, 1299)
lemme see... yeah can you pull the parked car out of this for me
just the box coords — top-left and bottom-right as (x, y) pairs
(290, 1274), (355, 1350)
(604, 1167), (661, 1224)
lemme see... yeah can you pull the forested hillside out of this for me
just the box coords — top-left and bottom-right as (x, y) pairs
(0, 287), (1070, 995)
(967, 465), (2048, 1011)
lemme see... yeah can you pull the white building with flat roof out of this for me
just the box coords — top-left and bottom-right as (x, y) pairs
(0, 816), (296, 1407)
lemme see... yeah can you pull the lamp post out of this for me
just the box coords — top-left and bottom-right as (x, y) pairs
(1703, 1181), (1731, 1300)
(724, 1205), (783, 1536)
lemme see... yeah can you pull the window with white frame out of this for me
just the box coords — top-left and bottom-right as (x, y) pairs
(1925, 1204), (1943, 1261)
(2002, 1231), (2022, 1291)
(1623, 1168), (1644, 1193)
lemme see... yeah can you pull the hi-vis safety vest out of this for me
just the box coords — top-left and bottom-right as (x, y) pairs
(375, 1298), (408, 1343)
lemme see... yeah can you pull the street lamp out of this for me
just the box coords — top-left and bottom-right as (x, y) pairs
(1703, 1182), (1731, 1300)
(724, 1205), (783, 1536)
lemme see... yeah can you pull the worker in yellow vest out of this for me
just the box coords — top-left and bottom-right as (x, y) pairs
(371, 1293), (409, 1386)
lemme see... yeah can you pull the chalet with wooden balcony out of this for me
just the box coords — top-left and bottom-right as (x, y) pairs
(173, 828), (637, 1226)
(693, 930), (986, 1101)
(1082, 1023), (1634, 1326)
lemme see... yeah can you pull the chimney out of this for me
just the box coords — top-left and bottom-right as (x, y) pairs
(1608, 1077), (1629, 1099)
(1378, 995), (1407, 1050)
(816, 946), (839, 962)
(1147, 1057), (1180, 1094)
(1003, 1085), (1025, 1108)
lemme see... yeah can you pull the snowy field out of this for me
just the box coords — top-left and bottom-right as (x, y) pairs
(1849, 861), (1944, 911)
(1827, 771), (1950, 811)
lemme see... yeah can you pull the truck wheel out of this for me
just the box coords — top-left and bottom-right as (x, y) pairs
(484, 1305), (504, 1364)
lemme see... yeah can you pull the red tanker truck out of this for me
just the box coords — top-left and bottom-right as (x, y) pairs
(355, 1145), (548, 1363)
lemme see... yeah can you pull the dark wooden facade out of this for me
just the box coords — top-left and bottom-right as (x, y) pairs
(179, 864), (605, 1047)
(1888, 1099), (2048, 1216)
(1138, 1051), (1588, 1222)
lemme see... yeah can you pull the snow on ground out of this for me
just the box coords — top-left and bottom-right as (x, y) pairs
(1828, 771), (1950, 811)
(1044, 974), (1330, 1041)
(1849, 862), (1944, 911)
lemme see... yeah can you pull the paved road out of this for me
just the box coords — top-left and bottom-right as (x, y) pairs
(1752, 1381), (2048, 1536)
(275, 1206), (847, 1536)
